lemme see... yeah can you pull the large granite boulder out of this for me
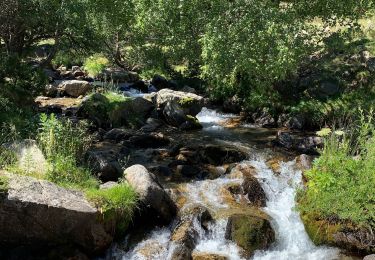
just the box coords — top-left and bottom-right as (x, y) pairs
(58, 80), (92, 98)
(0, 172), (114, 254)
(156, 88), (204, 117)
(124, 165), (176, 224)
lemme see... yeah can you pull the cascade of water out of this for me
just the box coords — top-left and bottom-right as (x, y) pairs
(111, 109), (344, 260)
(250, 159), (339, 260)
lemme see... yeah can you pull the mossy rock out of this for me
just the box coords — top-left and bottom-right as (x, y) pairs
(301, 212), (341, 246)
(78, 93), (153, 128)
(225, 214), (275, 257)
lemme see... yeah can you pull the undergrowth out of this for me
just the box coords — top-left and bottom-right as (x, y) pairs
(299, 108), (375, 229)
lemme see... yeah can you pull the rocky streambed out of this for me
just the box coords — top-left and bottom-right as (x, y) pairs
(0, 77), (370, 259)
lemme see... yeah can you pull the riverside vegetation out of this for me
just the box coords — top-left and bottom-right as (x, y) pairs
(0, 0), (375, 259)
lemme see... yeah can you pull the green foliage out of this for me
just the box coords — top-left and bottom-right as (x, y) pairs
(86, 182), (138, 233)
(52, 50), (86, 68)
(37, 114), (96, 188)
(84, 55), (109, 77)
(46, 154), (98, 189)
(38, 114), (92, 161)
(299, 109), (375, 229)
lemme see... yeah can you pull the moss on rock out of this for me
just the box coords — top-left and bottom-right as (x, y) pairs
(225, 214), (275, 257)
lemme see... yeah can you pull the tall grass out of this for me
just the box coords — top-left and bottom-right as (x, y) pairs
(299, 109), (375, 229)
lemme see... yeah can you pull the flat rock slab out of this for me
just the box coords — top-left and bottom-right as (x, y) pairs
(0, 172), (113, 254)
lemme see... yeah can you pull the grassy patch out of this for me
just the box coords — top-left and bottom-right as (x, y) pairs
(86, 182), (138, 235)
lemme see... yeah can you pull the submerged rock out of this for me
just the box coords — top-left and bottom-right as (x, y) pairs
(228, 164), (266, 207)
(192, 252), (228, 260)
(225, 214), (275, 257)
(124, 165), (176, 224)
(199, 145), (247, 166)
(170, 206), (212, 260)
(0, 172), (114, 254)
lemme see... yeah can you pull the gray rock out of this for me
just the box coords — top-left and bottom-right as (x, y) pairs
(124, 165), (176, 224)
(223, 95), (242, 113)
(180, 86), (197, 94)
(0, 172), (113, 253)
(156, 88), (204, 117)
(58, 80), (92, 98)
(86, 143), (125, 182)
(170, 206), (212, 260)
(364, 255), (375, 260)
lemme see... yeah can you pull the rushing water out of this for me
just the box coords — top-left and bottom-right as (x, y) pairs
(109, 108), (346, 260)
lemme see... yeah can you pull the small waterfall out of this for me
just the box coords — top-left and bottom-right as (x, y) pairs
(196, 107), (238, 131)
(250, 159), (339, 260)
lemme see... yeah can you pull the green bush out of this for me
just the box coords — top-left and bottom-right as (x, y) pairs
(84, 55), (109, 77)
(299, 109), (375, 229)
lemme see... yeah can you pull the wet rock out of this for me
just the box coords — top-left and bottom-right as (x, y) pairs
(58, 80), (92, 98)
(223, 95), (242, 114)
(129, 133), (170, 148)
(0, 172), (114, 254)
(295, 154), (314, 172)
(86, 143), (125, 182)
(176, 165), (201, 178)
(242, 175), (267, 207)
(124, 165), (176, 224)
(140, 118), (163, 132)
(192, 252), (228, 260)
(252, 108), (277, 128)
(163, 100), (202, 130)
(225, 214), (275, 257)
(103, 128), (134, 141)
(171, 206), (212, 260)
(297, 136), (323, 154)
(199, 145), (247, 166)
(228, 164), (266, 207)
(275, 131), (294, 149)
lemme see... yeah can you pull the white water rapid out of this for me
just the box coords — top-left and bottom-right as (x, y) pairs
(109, 108), (348, 260)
